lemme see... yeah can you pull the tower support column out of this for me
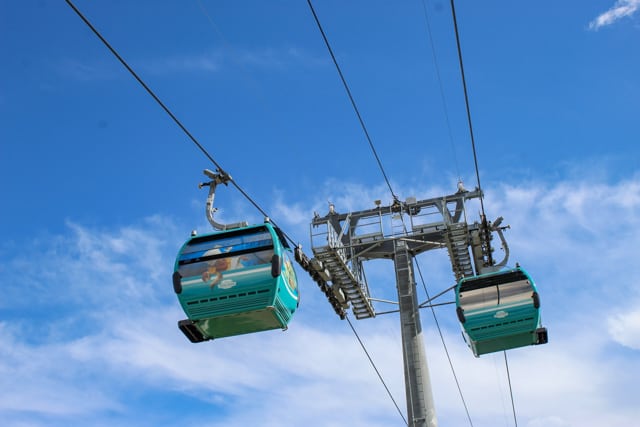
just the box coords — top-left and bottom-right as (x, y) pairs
(394, 240), (438, 427)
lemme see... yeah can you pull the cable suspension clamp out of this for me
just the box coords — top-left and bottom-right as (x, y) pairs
(471, 215), (511, 275)
(199, 169), (248, 231)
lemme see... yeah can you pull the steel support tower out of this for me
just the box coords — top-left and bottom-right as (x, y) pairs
(309, 188), (488, 426)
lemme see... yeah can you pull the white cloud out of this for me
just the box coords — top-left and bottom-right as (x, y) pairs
(0, 322), (123, 417)
(2, 217), (176, 313)
(486, 177), (640, 287)
(608, 309), (640, 349)
(589, 0), (640, 30)
(527, 416), (571, 427)
(0, 215), (407, 425)
(271, 191), (312, 228)
(3, 173), (640, 426)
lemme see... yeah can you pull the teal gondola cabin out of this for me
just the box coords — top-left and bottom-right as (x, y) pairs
(173, 222), (299, 343)
(455, 267), (548, 357)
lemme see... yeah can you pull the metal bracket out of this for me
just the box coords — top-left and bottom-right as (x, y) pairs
(294, 245), (346, 319)
(472, 216), (511, 275)
(199, 169), (248, 231)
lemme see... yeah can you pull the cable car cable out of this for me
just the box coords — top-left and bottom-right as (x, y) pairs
(306, 0), (398, 202)
(193, 0), (270, 110)
(64, 0), (222, 173)
(390, 208), (474, 425)
(389, 194), (475, 425)
(66, 4), (475, 423)
(384, 209), (473, 427)
(346, 316), (408, 426)
(413, 3), (480, 417)
(64, 0), (299, 247)
(66, 6), (404, 421)
(449, 4), (525, 424)
(419, 0), (462, 182)
(414, 259), (475, 427)
(448, 0), (486, 218)
(504, 351), (519, 427)
(301, 13), (434, 416)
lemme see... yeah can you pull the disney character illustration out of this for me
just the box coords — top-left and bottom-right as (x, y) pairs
(202, 257), (232, 289)
(199, 245), (235, 289)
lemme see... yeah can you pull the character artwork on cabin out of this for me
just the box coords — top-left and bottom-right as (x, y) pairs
(202, 256), (232, 289)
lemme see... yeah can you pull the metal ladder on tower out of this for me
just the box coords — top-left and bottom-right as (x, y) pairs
(312, 224), (375, 319)
(444, 222), (474, 281)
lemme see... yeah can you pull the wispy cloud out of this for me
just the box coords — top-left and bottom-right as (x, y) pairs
(56, 58), (121, 81)
(608, 310), (640, 350)
(59, 46), (326, 82)
(139, 51), (222, 76)
(228, 46), (328, 71)
(589, 0), (640, 30)
(57, 52), (223, 81)
(0, 323), (123, 418)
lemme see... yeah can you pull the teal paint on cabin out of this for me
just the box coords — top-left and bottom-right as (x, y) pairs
(456, 267), (547, 357)
(174, 222), (299, 342)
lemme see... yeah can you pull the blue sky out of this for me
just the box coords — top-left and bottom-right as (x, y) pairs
(1, 1), (639, 426)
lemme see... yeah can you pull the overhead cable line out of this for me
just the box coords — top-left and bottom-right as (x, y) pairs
(386, 179), (472, 423)
(448, 0), (486, 217)
(193, 0), (269, 108)
(346, 316), (408, 426)
(413, 261), (475, 427)
(409, 4), (474, 416)
(303, 16), (421, 405)
(392, 207), (473, 426)
(68, 3), (407, 419)
(64, 0), (221, 172)
(306, 0), (398, 202)
(67, 4), (412, 420)
(419, 0), (461, 182)
(389, 208), (474, 425)
(64, 0), (295, 245)
(449, 3), (520, 424)
(504, 351), (519, 427)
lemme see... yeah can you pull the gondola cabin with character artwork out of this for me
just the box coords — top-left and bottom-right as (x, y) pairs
(173, 170), (299, 343)
(174, 222), (299, 342)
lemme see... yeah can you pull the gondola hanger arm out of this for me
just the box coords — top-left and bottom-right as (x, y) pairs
(199, 169), (248, 231)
